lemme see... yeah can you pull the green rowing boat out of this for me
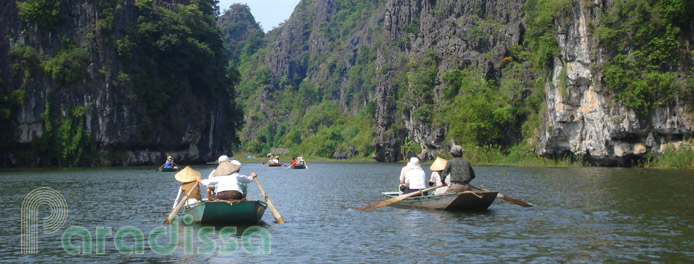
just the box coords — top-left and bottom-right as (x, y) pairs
(184, 200), (267, 224)
(159, 166), (179, 172)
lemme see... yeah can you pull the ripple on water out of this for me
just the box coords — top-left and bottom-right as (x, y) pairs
(1, 164), (693, 262)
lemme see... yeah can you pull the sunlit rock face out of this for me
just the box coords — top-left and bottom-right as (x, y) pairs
(535, 1), (693, 166)
(223, 0), (692, 165)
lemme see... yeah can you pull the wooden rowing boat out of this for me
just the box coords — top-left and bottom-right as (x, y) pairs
(381, 190), (498, 211)
(291, 161), (306, 169)
(184, 200), (267, 224)
(267, 162), (282, 167)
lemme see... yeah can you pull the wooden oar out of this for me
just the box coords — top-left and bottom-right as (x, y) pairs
(163, 183), (199, 225)
(356, 184), (445, 212)
(471, 185), (532, 207)
(254, 177), (285, 224)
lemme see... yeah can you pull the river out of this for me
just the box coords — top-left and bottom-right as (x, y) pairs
(1, 162), (693, 262)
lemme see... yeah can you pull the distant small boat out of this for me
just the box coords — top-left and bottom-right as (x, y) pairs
(267, 162), (282, 167)
(291, 160), (306, 169)
(159, 166), (179, 172)
(290, 157), (308, 169)
(381, 190), (498, 211)
(184, 200), (267, 224)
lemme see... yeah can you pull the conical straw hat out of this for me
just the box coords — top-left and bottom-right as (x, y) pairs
(430, 157), (447, 171)
(174, 166), (201, 183)
(213, 161), (240, 176)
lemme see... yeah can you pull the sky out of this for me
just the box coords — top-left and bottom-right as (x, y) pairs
(217, 0), (302, 32)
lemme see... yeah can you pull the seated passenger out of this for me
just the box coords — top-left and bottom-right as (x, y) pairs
(428, 157), (450, 195)
(206, 155), (231, 200)
(198, 160), (257, 201)
(403, 157), (428, 196)
(172, 166), (202, 208)
(160, 156), (177, 170)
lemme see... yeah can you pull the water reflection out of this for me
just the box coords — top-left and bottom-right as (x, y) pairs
(1, 164), (693, 262)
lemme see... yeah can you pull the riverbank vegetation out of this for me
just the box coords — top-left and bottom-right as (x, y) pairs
(644, 141), (694, 169)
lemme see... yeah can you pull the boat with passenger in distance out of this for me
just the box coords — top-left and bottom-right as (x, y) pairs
(184, 200), (267, 224)
(159, 166), (179, 172)
(381, 190), (498, 211)
(291, 158), (307, 169)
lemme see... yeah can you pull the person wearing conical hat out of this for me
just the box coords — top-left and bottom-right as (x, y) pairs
(443, 145), (475, 192)
(198, 160), (258, 201)
(205, 155), (231, 200)
(172, 166), (202, 208)
(428, 157), (450, 195)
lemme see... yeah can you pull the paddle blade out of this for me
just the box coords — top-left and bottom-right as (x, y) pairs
(498, 194), (533, 207)
(254, 178), (285, 224)
(356, 195), (407, 212)
(356, 185), (444, 212)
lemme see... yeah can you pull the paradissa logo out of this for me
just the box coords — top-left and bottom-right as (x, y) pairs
(22, 187), (271, 255)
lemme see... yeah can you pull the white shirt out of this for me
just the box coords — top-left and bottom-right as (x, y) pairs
(400, 164), (421, 183)
(429, 171), (450, 195)
(405, 168), (427, 189)
(200, 172), (253, 193)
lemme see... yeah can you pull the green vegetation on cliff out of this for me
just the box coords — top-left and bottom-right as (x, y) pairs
(0, 79), (27, 153)
(16, 0), (61, 29)
(118, 0), (242, 140)
(232, 1), (381, 158)
(4, 0), (243, 167)
(597, 0), (693, 116)
(222, 0), (692, 168)
(42, 39), (90, 83)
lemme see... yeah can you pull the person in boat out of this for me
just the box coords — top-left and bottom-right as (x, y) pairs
(428, 157), (450, 195)
(400, 157), (428, 196)
(206, 155), (231, 200)
(398, 152), (418, 190)
(198, 160), (256, 201)
(290, 157), (297, 167)
(269, 156), (280, 165)
(160, 156), (177, 170)
(442, 145), (475, 192)
(172, 166), (202, 208)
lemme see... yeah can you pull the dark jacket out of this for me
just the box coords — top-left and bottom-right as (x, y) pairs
(442, 157), (475, 184)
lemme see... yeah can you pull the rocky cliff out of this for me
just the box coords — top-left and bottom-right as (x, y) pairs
(191, 0), (694, 165)
(1, 0), (241, 167)
(217, 3), (264, 67)
(536, 0), (693, 165)
(373, 0), (534, 161)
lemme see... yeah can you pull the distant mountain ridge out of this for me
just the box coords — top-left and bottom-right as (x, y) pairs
(222, 0), (693, 166)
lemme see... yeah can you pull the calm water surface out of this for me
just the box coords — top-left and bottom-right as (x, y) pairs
(1, 162), (693, 262)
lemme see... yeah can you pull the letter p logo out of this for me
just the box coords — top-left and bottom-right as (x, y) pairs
(21, 187), (69, 254)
